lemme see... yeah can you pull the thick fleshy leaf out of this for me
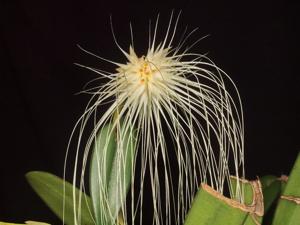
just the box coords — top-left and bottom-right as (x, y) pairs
(230, 177), (254, 205)
(231, 177), (263, 225)
(272, 152), (300, 225)
(260, 175), (278, 188)
(259, 175), (282, 213)
(184, 178), (263, 225)
(26, 171), (94, 225)
(90, 122), (136, 225)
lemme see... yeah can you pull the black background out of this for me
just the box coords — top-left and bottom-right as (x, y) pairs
(0, 0), (299, 224)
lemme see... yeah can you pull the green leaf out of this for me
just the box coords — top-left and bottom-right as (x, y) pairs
(230, 177), (254, 205)
(272, 152), (300, 225)
(184, 178), (264, 225)
(90, 122), (137, 225)
(26, 171), (94, 225)
(231, 177), (263, 225)
(260, 175), (278, 188)
(279, 175), (288, 192)
(259, 175), (282, 213)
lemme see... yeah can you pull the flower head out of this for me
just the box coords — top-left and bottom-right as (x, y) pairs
(69, 12), (244, 225)
(116, 46), (171, 103)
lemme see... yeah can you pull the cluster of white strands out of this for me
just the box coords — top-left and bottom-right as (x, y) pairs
(65, 11), (245, 225)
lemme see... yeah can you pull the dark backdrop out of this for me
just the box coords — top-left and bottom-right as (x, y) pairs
(0, 0), (299, 224)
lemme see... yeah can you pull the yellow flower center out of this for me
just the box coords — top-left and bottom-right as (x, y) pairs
(138, 59), (157, 84)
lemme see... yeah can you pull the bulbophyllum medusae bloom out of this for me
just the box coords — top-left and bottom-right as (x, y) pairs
(66, 12), (245, 225)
